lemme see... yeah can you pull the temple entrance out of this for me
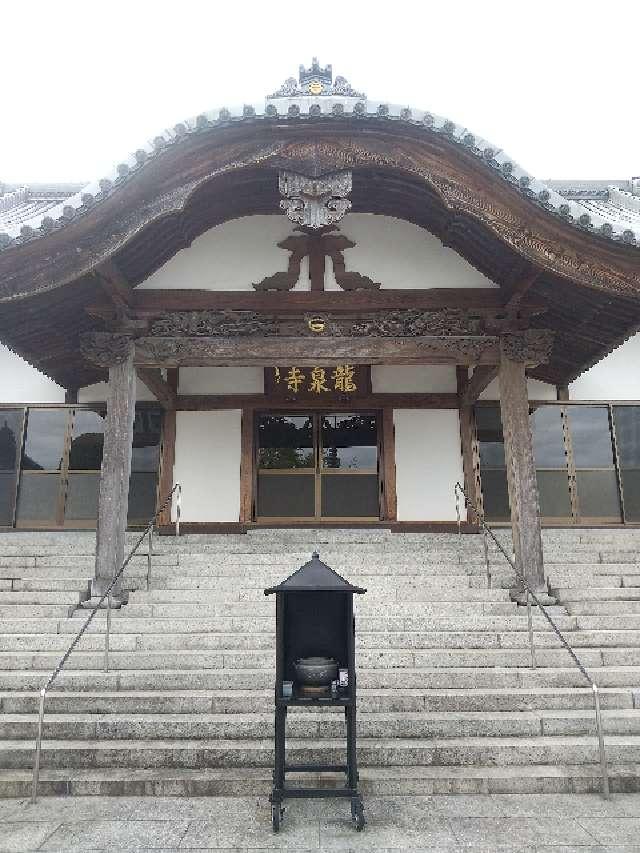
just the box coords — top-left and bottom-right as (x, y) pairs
(255, 413), (380, 521)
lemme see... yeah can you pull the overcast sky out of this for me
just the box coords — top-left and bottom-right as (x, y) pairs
(1, 0), (638, 185)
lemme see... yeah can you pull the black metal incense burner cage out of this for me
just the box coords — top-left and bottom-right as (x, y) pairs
(264, 551), (367, 832)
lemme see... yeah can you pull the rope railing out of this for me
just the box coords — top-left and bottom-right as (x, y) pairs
(31, 483), (182, 803)
(454, 481), (610, 799)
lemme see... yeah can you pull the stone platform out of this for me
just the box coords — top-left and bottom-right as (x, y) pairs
(0, 793), (639, 851)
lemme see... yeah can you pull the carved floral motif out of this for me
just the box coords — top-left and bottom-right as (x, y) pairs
(500, 330), (554, 364)
(149, 311), (279, 337)
(348, 310), (483, 337)
(80, 332), (133, 367)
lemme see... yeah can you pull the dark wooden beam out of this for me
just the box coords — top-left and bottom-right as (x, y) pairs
(128, 289), (547, 317)
(456, 367), (481, 523)
(176, 393), (460, 411)
(136, 368), (177, 410)
(459, 365), (499, 406)
(134, 336), (503, 367)
(503, 269), (542, 313)
(95, 258), (134, 311)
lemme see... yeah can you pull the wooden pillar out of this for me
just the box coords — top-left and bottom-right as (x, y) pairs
(498, 349), (545, 591)
(456, 366), (480, 523)
(381, 407), (397, 521)
(91, 346), (136, 602)
(157, 369), (178, 527)
(239, 407), (255, 523)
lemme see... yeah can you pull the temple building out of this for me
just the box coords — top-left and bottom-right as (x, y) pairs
(1, 59), (640, 597)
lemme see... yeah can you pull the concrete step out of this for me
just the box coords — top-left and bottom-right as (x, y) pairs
(0, 605), (75, 619)
(131, 587), (506, 604)
(2, 708), (639, 741)
(2, 735), (638, 769)
(0, 666), (638, 691)
(0, 646), (610, 671)
(1, 762), (634, 797)
(0, 591), (85, 605)
(553, 587), (640, 601)
(567, 601), (640, 615)
(0, 686), (634, 715)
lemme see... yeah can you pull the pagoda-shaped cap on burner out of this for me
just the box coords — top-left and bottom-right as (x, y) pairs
(264, 551), (366, 595)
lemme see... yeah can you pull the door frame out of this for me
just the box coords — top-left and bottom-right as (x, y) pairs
(252, 410), (383, 523)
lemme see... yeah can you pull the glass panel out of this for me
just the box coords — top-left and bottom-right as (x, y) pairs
(69, 410), (105, 470)
(258, 415), (314, 469)
(128, 472), (158, 523)
(321, 414), (377, 470)
(65, 473), (100, 521)
(567, 406), (615, 468)
(257, 473), (315, 517)
(537, 471), (572, 518)
(613, 406), (640, 467)
(480, 469), (510, 522)
(16, 472), (61, 523)
(531, 407), (567, 468)
(576, 470), (622, 519)
(321, 473), (379, 517)
(613, 407), (640, 522)
(475, 406), (505, 468)
(132, 409), (162, 473)
(21, 409), (67, 471)
(619, 469), (640, 522)
(0, 409), (24, 527)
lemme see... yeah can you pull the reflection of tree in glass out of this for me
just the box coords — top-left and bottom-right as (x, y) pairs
(0, 420), (17, 471)
(259, 415), (313, 447)
(69, 433), (104, 470)
(259, 447), (314, 469)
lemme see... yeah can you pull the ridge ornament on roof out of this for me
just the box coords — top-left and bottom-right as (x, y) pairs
(268, 57), (366, 99)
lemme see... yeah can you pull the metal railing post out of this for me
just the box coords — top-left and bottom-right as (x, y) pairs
(104, 593), (111, 673)
(147, 525), (153, 591)
(455, 486), (462, 565)
(31, 687), (46, 803)
(593, 684), (610, 799)
(482, 523), (491, 588)
(525, 591), (537, 669)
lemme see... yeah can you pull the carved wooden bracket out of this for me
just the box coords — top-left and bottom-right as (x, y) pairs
(279, 170), (352, 230)
(253, 227), (381, 292)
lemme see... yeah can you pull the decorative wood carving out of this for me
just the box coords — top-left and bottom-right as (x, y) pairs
(279, 170), (352, 229)
(500, 330), (554, 365)
(80, 332), (133, 367)
(253, 227), (380, 292)
(133, 335), (498, 366)
(149, 311), (280, 337)
(349, 309), (482, 337)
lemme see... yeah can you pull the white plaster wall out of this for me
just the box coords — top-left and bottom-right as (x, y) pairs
(173, 410), (241, 522)
(569, 334), (640, 400)
(179, 367), (264, 395)
(137, 214), (496, 292)
(138, 216), (307, 292)
(372, 365), (457, 393)
(0, 344), (64, 403)
(479, 376), (557, 401)
(77, 379), (157, 403)
(394, 409), (463, 520)
(329, 215), (496, 290)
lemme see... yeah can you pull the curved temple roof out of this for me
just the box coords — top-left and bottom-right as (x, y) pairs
(1, 59), (639, 250)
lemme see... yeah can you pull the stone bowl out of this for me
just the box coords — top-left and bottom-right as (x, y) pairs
(294, 656), (338, 686)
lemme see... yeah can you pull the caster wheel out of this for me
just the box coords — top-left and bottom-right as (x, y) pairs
(271, 804), (284, 832)
(351, 801), (365, 831)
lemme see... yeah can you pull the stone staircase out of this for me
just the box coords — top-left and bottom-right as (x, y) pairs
(0, 528), (639, 797)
